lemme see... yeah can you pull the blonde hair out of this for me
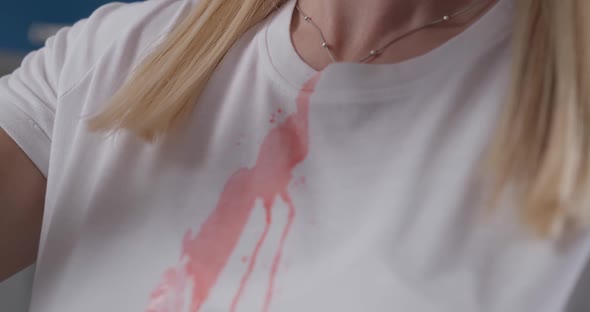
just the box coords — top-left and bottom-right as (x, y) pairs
(89, 0), (590, 237)
(488, 0), (590, 237)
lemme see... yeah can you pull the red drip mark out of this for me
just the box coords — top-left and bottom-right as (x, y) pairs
(230, 203), (272, 311)
(146, 268), (187, 312)
(146, 74), (321, 312)
(263, 191), (296, 312)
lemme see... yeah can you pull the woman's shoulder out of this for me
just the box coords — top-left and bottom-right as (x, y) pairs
(56, 0), (199, 96)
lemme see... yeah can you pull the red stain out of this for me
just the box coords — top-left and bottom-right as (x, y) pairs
(146, 74), (321, 312)
(264, 191), (296, 312)
(230, 205), (271, 312)
(146, 268), (187, 312)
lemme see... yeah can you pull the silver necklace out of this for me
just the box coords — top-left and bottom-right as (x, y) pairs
(295, 1), (487, 64)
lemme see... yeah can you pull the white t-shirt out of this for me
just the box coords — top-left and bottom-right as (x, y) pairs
(2, 0), (590, 311)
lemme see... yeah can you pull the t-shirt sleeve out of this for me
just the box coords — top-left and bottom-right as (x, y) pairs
(0, 0), (185, 177)
(0, 21), (85, 177)
(0, 2), (129, 177)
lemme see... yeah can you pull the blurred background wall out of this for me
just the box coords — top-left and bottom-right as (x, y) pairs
(0, 2), (135, 310)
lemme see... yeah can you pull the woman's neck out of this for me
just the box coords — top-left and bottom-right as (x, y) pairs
(292, 0), (495, 69)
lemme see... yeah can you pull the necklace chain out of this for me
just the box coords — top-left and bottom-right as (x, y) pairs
(295, 1), (487, 64)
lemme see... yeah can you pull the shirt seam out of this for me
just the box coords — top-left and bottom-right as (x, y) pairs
(57, 29), (170, 101)
(3, 102), (52, 143)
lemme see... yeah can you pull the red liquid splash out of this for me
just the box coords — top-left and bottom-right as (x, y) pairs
(146, 74), (321, 312)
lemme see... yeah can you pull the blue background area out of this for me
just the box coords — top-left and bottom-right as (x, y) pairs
(0, 0), (136, 52)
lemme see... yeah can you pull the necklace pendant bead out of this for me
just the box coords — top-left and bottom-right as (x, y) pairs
(443, 15), (450, 21)
(370, 50), (377, 56)
(322, 42), (328, 48)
